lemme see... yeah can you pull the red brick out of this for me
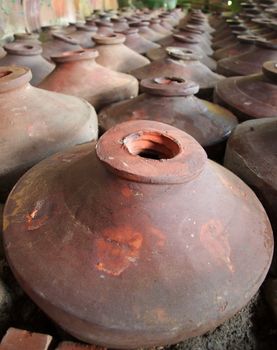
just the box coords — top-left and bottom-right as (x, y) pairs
(0, 327), (52, 350)
(56, 341), (106, 350)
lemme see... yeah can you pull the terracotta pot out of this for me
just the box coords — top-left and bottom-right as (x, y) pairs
(224, 117), (277, 274)
(40, 25), (77, 43)
(3, 119), (273, 348)
(94, 20), (114, 35)
(213, 35), (261, 61)
(147, 35), (217, 71)
(0, 43), (54, 86)
(117, 28), (160, 55)
(214, 61), (277, 121)
(42, 33), (82, 62)
(94, 34), (150, 73)
(129, 22), (164, 42)
(69, 24), (97, 49)
(111, 17), (129, 32)
(99, 77), (238, 160)
(217, 38), (277, 76)
(131, 47), (224, 99)
(39, 49), (138, 111)
(178, 27), (212, 55)
(149, 19), (172, 37)
(0, 66), (98, 200)
(158, 16), (174, 31)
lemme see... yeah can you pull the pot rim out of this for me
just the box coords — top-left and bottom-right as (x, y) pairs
(51, 49), (99, 63)
(0, 66), (32, 92)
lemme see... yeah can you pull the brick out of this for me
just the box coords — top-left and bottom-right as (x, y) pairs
(56, 341), (106, 350)
(0, 327), (52, 350)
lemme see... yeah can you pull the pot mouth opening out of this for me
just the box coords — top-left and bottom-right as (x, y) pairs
(124, 131), (181, 160)
(51, 48), (99, 62)
(0, 70), (12, 78)
(166, 47), (202, 61)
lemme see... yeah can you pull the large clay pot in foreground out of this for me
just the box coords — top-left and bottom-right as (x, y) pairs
(214, 61), (277, 121)
(99, 77), (238, 159)
(217, 38), (277, 76)
(0, 43), (54, 86)
(94, 34), (150, 73)
(131, 47), (224, 98)
(39, 49), (138, 111)
(3, 120), (273, 348)
(224, 118), (277, 274)
(118, 28), (160, 54)
(0, 66), (98, 200)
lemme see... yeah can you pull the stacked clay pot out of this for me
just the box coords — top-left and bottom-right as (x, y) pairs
(3, 120), (273, 348)
(0, 65), (98, 200)
(39, 49), (138, 111)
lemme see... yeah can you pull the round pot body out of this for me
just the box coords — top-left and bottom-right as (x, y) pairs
(39, 49), (139, 111)
(217, 39), (277, 77)
(94, 34), (150, 73)
(213, 35), (260, 61)
(42, 34), (82, 62)
(214, 61), (277, 121)
(0, 66), (98, 200)
(3, 120), (273, 348)
(224, 118), (277, 274)
(0, 43), (54, 86)
(99, 77), (238, 159)
(119, 29), (161, 54)
(131, 47), (224, 98)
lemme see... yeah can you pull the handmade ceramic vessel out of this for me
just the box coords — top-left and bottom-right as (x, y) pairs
(39, 49), (139, 111)
(214, 61), (277, 121)
(94, 34), (150, 73)
(117, 28), (160, 54)
(0, 66), (98, 200)
(0, 43), (54, 86)
(3, 120), (273, 348)
(224, 117), (277, 274)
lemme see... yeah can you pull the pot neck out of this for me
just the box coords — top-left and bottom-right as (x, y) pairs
(51, 49), (99, 64)
(4, 42), (42, 56)
(96, 120), (207, 184)
(93, 33), (125, 45)
(141, 77), (199, 97)
(0, 66), (31, 93)
(166, 47), (202, 62)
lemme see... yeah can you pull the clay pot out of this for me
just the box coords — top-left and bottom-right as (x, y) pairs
(178, 26), (212, 55)
(39, 49), (138, 111)
(69, 24), (97, 48)
(224, 117), (277, 274)
(217, 38), (277, 77)
(129, 21), (164, 42)
(111, 17), (129, 32)
(149, 19), (172, 37)
(131, 47), (224, 98)
(0, 66), (98, 200)
(147, 35), (216, 71)
(3, 119), (273, 348)
(94, 34), (150, 73)
(0, 43), (54, 86)
(213, 35), (261, 61)
(42, 33), (82, 62)
(214, 61), (277, 121)
(94, 20), (114, 35)
(117, 28), (160, 54)
(40, 25), (77, 43)
(99, 77), (238, 160)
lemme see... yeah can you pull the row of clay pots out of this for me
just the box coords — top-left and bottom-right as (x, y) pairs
(0, 6), (276, 350)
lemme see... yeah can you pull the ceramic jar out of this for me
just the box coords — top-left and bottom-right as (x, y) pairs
(117, 28), (160, 54)
(99, 77), (238, 160)
(42, 33), (82, 62)
(0, 43), (54, 86)
(129, 21), (164, 42)
(0, 66), (98, 200)
(3, 120), (273, 348)
(214, 61), (277, 121)
(217, 38), (277, 76)
(69, 24), (97, 49)
(111, 17), (129, 32)
(39, 49), (139, 111)
(131, 47), (224, 98)
(94, 34), (150, 73)
(224, 117), (277, 274)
